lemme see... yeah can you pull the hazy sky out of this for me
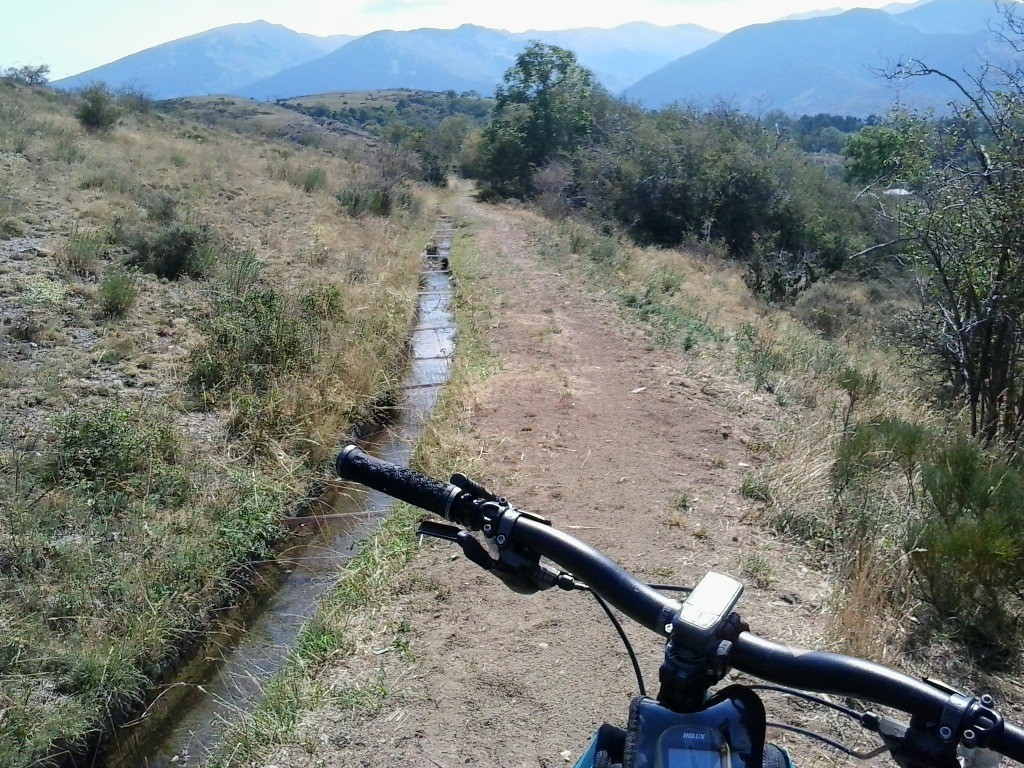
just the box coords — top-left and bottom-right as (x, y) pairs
(6, 0), (905, 80)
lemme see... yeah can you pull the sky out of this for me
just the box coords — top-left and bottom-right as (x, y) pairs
(5, 0), (909, 80)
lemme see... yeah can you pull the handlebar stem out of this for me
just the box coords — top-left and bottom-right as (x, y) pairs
(658, 613), (747, 712)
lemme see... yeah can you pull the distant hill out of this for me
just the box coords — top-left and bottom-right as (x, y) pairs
(236, 22), (720, 100)
(894, 0), (1005, 34)
(49, 0), (1018, 115)
(52, 20), (352, 99)
(236, 25), (518, 100)
(527, 23), (722, 93)
(623, 0), (1017, 116)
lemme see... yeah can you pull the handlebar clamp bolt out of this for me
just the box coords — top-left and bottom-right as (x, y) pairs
(496, 534), (507, 545)
(483, 524), (492, 533)
(939, 726), (953, 741)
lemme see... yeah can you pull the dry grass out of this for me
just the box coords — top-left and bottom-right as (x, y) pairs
(0, 77), (439, 767)
(534, 213), (938, 667)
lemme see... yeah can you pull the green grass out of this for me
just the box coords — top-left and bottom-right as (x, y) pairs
(299, 166), (327, 193)
(209, 215), (496, 765)
(620, 284), (726, 351)
(98, 266), (140, 317)
(0, 404), (289, 767)
(208, 503), (422, 767)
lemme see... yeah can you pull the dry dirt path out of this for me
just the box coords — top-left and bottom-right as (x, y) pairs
(270, 197), (837, 767)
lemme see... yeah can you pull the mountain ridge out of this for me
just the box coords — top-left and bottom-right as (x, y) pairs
(623, 0), (1017, 116)
(53, 20), (353, 99)
(50, 0), (1021, 116)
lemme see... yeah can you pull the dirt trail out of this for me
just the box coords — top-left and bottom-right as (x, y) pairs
(270, 196), (835, 767)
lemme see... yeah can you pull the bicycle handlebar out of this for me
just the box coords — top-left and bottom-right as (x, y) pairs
(335, 445), (1024, 763)
(336, 445), (464, 520)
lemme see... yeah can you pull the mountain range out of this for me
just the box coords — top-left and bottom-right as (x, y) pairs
(51, 0), (1021, 117)
(53, 21), (719, 101)
(624, 0), (1014, 115)
(54, 21), (353, 99)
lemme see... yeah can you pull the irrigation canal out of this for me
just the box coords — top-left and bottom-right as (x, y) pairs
(102, 220), (457, 767)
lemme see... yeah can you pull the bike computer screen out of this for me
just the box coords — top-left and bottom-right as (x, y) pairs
(655, 725), (730, 768)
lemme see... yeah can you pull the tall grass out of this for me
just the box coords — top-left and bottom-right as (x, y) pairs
(98, 266), (140, 317)
(208, 215), (492, 766)
(0, 405), (288, 767)
(0, 77), (438, 768)
(58, 224), (105, 276)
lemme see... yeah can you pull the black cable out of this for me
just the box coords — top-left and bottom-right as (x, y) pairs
(645, 584), (693, 595)
(754, 684), (891, 760)
(589, 590), (647, 697)
(765, 722), (889, 760)
(746, 683), (865, 720)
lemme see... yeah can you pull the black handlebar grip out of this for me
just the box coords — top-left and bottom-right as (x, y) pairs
(335, 445), (464, 520)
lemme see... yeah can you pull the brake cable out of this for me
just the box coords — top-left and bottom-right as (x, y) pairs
(749, 683), (894, 759)
(579, 586), (648, 697)
(577, 583), (694, 699)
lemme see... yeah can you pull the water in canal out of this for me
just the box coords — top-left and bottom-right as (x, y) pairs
(103, 222), (457, 767)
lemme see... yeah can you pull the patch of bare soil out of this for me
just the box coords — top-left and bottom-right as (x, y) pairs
(271, 198), (842, 768)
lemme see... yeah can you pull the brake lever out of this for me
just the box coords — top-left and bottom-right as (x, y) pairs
(418, 520), (499, 571)
(417, 520), (578, 593)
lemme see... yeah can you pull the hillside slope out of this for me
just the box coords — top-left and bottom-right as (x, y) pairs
(52, 20), (352, 98)
(237, 22), (720, 100)
(623, 5), (1008, 115)
(0, 76), (434, 767)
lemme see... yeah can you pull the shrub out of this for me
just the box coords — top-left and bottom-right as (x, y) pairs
(791, 280), (866, 338)
(2, 64), (50, 86)
(129, 222), (217, 279)
(831, 417), (929, 494)
(115, 84), (154, 115)
(299, 283), (345, 321)
(58, 224), (105, 276)
(98, 267), (139, 317)
(213, 471), (283, 560)
(53, 405), (189, 516)
(336, 181), (413, 217)
(75, 83), (119, 132)
(140, 189), (179, 222)
(300, 166), (327, 193)
(188, 287), (314, 394)
(911, 440), (1024, 655)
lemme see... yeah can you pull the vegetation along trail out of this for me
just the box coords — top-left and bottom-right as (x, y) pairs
(257, 191), (841, 768)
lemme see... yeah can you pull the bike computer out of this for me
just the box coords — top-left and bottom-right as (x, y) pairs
(673, 571), (744, 645)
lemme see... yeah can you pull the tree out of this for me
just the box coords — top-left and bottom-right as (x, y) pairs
(2, 64), (49, 86)
(875, 4), (1024, 451)
(479, 42), (598, 198)
(843, 122), (927, 188)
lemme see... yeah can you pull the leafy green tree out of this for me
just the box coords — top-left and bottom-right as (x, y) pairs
(479, 42), (598, 197)
(572, 103), (869, 293)
(843, 121), (927, 188)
